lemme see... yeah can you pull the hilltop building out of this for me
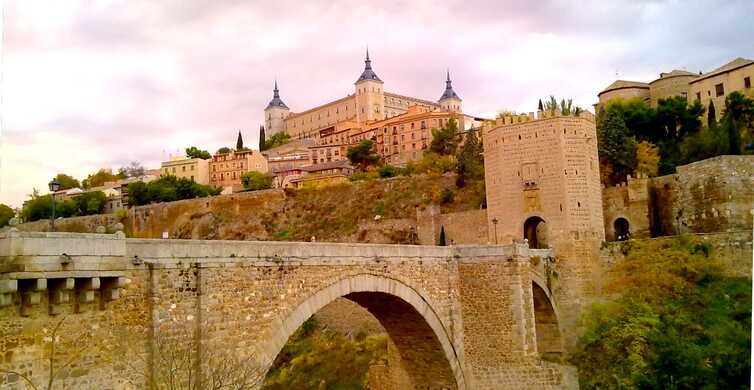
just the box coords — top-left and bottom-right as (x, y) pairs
(596, 57), (754, 119)
(160, 156), (210, 185)
(262, 50), (485, 166)
(689, 57), (754, 120)
(209, 133), (268, 193)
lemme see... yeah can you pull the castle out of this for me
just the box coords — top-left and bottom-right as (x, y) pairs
(263, 50), (484, 166)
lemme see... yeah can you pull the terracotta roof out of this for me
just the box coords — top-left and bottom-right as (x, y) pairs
(690, 57), (754, 83)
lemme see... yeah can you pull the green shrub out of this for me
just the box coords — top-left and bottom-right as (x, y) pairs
(128, 176), (221, 206)
(572, 237), (751, 389)
(241, 171), (273, 191)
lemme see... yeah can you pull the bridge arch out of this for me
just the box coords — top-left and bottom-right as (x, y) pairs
(530, 280), (564, 360)
(259, 274), (466, 389)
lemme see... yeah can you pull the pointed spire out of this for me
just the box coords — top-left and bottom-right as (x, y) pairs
(439, 69), (461, 101)
(356, 48), (382, 84)
(265, 80), (288, 110)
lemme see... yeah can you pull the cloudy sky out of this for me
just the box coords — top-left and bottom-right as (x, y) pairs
(1, 0), (752, 207)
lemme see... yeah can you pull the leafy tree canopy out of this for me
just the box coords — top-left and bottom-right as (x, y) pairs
(241, 171), (273, 191)
(598, 108), (637, 185)
(185, 146), (211, 160)
(263, 132), (291, 151)
(456, 128), (484, 187)
(54, 173), (80, 190)
(347, 139), (381, 171)
(430, 118), (460, 156)
(0, 204), (14, 227)
(82, 169), (125, 189)
(572, 237), (750, 389)
(216, 147), (232, 155)
(127, 175), (221, 206)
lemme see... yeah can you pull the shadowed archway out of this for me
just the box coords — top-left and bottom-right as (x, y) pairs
(531, 282), (563, 361)
(259, 274), (465, 389)
(614, 217), (630, 241)
(524, 216), (548, 249)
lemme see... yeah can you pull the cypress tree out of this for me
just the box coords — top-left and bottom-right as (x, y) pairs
(236, 130), (244, 150)
(439, 225), (446, 246)
(707, 101), (716, 129)
(259, 125), (266, 151)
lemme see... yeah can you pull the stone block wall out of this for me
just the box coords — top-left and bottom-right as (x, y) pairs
(0, 232), (577, 389)
(602, 155), (754, 240)
(602, 176), (651, 240)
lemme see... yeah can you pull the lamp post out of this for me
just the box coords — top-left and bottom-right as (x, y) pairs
(491, 217), (498, 245)
(48, 178), (61, 232)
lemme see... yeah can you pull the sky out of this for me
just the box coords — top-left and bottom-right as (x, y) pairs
(1, 0), (753, 208)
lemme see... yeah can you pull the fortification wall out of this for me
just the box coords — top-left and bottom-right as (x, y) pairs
(602, 155), (754, 239)
(600, 230), (753, 279)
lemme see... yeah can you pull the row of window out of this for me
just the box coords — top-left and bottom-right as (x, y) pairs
(696, 77), (751, 100)
(212, 161), (245, 171)
(162, 164), (196, 175)
(211, 171), (242, 181)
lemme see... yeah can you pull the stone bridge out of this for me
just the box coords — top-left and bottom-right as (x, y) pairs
(0, 231), (575, 389)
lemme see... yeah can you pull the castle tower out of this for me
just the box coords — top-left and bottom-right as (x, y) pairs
(354, 49), (385, 123)
(438, 70), (462, 113)
(264, 80), (290, 136)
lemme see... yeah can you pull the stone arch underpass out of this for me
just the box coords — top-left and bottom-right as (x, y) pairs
(261, 274), (463, 389)
(0, 231), (577, 389)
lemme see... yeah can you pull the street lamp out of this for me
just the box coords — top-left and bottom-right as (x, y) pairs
(48, 178), (61, 232)
(491, 217), (499, 245)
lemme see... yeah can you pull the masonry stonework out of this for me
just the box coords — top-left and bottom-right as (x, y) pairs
(0, 231), (575, 389)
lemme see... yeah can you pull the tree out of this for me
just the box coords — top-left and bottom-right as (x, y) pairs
(634, 141), (660, 178)
(118, 161), (145, 178)
(185, 146), (211, 160)
(430, 118), (460, 156)
(560, 98), (574, 115)
(346, 139), (381, 171)
(264, 132), (291, 150)
(82, 169), (122, 189)
(456, 128), (484, 187)
(54, 174), (80, 190)
(236, 130), (244, 150)
(708, 100), (717, 129)
(438, 225), (446, 246)
(721, 91), (754, 155)
(73, 191), (107, 216)
(544, 95), (558, 115)
(572, 238), (750, 389)
(241, 171), (273, 191)
(259, 126), (266, 151)
(0, 204), (14, 227)
(598, 109), (637, 184)
(216, 147), (232, 154)
(127, 176), (220, 206)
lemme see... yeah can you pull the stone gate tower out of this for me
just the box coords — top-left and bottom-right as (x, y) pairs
(354, 49), (385, 123)
(264, 80), (290, 136)
(483, 109), (605, 348)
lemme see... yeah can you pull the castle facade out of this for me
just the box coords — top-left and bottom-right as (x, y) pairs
(264, 51), (482, 166)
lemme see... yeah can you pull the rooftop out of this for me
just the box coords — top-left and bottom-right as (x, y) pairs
(598, 80), (650, 96)
(690, 57), (754, 84)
